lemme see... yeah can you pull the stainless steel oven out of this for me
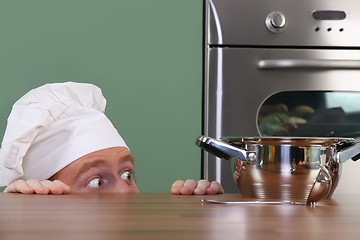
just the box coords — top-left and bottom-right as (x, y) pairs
(203, 0), (360, 194)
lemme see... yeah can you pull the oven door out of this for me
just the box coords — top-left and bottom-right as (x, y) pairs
(204, 48), (360, 193)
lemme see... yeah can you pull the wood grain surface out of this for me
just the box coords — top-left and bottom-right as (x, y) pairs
(0, 193), (359, 240)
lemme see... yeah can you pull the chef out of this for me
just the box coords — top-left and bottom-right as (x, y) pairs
(0, 82), (223, 195)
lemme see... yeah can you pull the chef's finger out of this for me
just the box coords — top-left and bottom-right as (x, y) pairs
(54, 180), (71, 194)
(206, 181), (224, 195)
(171, 180), (185, 195)
(193, 180), (211, 195)
(3, 179), (35, 194)
(181, 179), (198, 195)
(39, 180), (71, 194)
(26, 179), (50, 194)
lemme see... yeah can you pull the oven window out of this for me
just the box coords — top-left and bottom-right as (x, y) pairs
(258, 91), (360, 138)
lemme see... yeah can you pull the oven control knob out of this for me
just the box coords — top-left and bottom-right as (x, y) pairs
(265, 11), (287, 33)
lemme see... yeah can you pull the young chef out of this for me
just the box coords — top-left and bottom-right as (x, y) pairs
(0, 82), (223, 195)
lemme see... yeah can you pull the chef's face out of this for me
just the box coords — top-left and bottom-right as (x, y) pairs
(53, 147), (139, 193)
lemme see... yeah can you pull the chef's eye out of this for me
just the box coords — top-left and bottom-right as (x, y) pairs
(120, 170), (133, 181)
(87, 177), (104, 188)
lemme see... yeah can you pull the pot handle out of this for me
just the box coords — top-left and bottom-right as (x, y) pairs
(338, 141), (360, 163)
(196, 136), (256, 162)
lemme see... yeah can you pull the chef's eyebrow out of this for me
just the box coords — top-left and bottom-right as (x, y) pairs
(73, 153), (135, 181)
(75, 159), (107, 178)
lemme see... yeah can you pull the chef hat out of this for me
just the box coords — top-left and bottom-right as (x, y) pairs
(0, 82), (128, 187)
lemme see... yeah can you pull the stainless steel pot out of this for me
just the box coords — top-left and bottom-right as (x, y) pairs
(197, 136), (360, 204)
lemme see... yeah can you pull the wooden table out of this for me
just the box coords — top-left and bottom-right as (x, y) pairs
(1, 193), (360, 240)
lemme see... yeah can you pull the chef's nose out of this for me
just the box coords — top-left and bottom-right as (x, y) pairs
(111, 180), (140, 193)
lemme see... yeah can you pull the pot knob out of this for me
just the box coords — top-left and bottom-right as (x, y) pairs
(247, 152), (257, 163)
(265, 11), (287, 33)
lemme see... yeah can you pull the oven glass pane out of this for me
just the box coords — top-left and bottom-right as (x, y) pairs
(258, 91), (360, 138)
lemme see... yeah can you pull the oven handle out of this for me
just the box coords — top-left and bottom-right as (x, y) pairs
(257, 59), (360, 70)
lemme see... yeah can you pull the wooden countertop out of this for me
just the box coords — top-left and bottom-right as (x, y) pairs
(1, 193), (359, 240)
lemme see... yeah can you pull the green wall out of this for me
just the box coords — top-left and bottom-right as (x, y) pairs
(0, 0), (203, 192)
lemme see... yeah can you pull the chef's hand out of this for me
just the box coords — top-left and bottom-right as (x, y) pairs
(171, 179), (224, 195)
(3, 179), (71, 194)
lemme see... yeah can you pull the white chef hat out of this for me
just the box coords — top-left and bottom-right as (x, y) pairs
(0, 82), (128, 187)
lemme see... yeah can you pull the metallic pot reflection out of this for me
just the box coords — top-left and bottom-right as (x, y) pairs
(197, 136), (360, 204)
